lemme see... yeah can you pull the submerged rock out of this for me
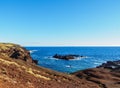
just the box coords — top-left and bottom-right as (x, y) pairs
(53, 54), (84, 60)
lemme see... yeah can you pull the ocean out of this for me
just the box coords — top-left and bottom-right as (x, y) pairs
(25, 47), (120, 73)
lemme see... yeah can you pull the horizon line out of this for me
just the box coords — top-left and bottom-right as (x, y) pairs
(23, 45), (120, 47)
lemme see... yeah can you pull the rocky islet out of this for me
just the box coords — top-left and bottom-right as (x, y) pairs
(53, 54), (85, 60)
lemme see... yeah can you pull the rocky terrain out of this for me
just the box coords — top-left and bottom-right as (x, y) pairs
(73, 61), (120, 88)
(0, 43), (119, 88)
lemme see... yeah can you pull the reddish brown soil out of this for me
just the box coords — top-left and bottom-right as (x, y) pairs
(0, 55), (101, 88)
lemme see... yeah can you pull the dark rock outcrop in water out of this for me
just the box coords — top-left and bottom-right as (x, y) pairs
(53, 54), (83, 60)
(97, 60), (120, 71)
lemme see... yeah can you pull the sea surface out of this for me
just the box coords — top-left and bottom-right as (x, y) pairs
(25, 47), (120, 73)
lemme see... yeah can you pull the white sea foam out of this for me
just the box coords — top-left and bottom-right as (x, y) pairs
(65, 65), (77, 68)
(29, 50), (38, 53)
(45, 56), (59, 60)
(65, 65), (72, 68)
(94, 62), (101, 65)
(70, 56), (89, 61)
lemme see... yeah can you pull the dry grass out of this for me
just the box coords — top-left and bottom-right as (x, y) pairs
(27, 68), (51, 80)
(0, 58), (51, 80)
(0, 43), (15, 51)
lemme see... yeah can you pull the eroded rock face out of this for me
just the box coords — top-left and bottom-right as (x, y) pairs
(0, 43), (37, 64)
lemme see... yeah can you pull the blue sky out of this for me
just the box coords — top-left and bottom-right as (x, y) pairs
(0, 0), (120, 46)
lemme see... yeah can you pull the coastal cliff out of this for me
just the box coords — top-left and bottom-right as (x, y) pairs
(0, 43), (119, 88)
(0, 43), (34, 63)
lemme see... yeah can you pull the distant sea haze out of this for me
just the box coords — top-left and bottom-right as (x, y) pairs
(25, 47), (120, 73)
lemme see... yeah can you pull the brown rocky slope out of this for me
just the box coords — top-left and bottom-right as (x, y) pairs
(73, 61), (120, 88)
(0, 43), (100, 88)
(0, 43), (120, 88)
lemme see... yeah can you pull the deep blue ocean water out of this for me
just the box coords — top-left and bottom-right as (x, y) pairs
(25, 47), (120, 73)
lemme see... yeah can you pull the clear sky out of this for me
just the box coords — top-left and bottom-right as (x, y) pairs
(0, 0), (120, 46)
